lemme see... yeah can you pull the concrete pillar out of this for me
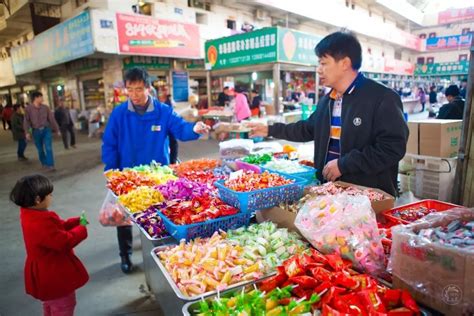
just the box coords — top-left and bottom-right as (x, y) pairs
(206, 70), (211, 107)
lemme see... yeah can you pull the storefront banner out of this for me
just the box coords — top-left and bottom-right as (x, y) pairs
(0, 58), (16, 87)
(205, 27), (278, 70)
(277, 28), (321, 65)
(172, 71), (189, 102)
(11, 11), (94, 76)
(90, 10), (118, 54)
(438, 7), (474, 24)
(123, 56), (170, 70)
(383, 59), (415, 76)
(415, 60), (469, 76)
(185, 59), (205, 69)
(426, 34), (472, 51)
(116, 13), (200, 59)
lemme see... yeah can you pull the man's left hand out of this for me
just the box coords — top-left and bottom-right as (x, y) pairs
(323, 159), (342, 182)
(193, 121), (210, 134)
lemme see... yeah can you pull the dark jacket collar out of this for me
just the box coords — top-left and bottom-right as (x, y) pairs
(329, 72), (365, 100)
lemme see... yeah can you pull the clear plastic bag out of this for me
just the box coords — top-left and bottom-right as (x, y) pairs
(295, 193), (385, 276)
(389, 208), (474, 315)
(98, 190), (131, 227)
(219, 139), (253, 159)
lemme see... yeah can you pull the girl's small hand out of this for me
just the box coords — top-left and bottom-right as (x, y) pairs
(79, 211), (89, 226)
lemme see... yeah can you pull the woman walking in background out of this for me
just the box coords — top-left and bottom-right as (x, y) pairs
(11, 104), (28, 161)
(418, 87), (426, 112)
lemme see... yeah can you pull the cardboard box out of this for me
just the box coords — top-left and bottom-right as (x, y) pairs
(256, 206), (298, 232)
(391, 208), (474, 315)
(407, 121), (419, 155)
(332, 181), (395, 214)
(418, 119), (462, 158)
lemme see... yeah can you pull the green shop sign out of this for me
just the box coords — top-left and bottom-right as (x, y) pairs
(415, 60), (469, 76)
(205, 27), (321, 70)
(123, 56), (170, 70)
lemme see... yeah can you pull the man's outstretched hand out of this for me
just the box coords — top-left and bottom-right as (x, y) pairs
(193, 121), (211, 134)
(246, 122), (269, 138)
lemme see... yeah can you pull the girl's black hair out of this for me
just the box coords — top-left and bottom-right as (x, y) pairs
(10, 174), (54, 208)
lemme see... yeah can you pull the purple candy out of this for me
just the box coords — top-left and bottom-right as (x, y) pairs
(132, 206), (168, 239)
(155, 178), (212, 201)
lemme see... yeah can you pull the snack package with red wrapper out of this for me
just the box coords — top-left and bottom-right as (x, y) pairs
(295, 194), (386, 276)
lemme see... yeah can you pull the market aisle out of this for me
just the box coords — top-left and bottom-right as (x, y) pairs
(0, 138), (221, 316)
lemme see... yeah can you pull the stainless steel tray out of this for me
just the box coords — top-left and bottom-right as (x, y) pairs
(151, 245), (275, 301)
(133, 220), (170, 242)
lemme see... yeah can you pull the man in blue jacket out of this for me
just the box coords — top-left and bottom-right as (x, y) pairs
(248, 31), (408, 197)
(102, 67), (209, 273)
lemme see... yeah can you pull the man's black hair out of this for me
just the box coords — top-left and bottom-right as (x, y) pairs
(124, 67), (151, 87)
(30, 91), (43, 102)
(445, 85), (460, 97)
(10, 174), (54, 208)
(314, 31), (362, 70)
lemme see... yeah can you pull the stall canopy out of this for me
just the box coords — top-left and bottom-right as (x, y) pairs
(205, 27), (322, 70)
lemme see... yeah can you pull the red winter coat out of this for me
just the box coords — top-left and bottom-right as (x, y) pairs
(20, 208), (89, 301)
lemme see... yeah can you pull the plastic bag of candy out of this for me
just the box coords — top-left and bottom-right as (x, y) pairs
(219, 139), (253, 159)
(295, 193), (385, 276)
(98, 190), (131, 227)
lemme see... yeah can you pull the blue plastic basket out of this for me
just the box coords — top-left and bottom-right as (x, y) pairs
(214, 173), (306, 213)
(262, 164), (317, 186)
(156, 211), (251, 241)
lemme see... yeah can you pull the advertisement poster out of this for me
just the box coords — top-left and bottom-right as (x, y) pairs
(172, 71), (189, 102)
(426, 34), (472, 51)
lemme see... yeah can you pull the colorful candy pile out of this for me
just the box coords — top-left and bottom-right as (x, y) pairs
(226, 222), (307, 270)
(418, 219), (474, 249)
(179, 170), (224, 187)
(194, 285), (319, 316)
(252, 251), (420, 315)
(106, 170), (157, 196)
(212, 165), (234, 178)
(295, 195), (385, 275)
(156, 178), (212, 201)
(160, 195), (239, 225)
(310, 182), (386, 201)
(389, 205), (439, 223)
(118, 186), (164, 213)
(264, 159), (310, 174)
(129, 161), (174, 175)
(132, 206), (168, 239)
(172, 159), (220, 176)
(241, 153), (272, 165)
(157, 232), (265, 297)
(224, 171), (293, 192)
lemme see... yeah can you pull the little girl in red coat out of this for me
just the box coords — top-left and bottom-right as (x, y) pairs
(10, 175), (89, 316)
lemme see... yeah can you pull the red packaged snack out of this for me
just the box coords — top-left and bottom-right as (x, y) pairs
(401, 290), (420, 313)
(333, 272), (358, 289)
(326, 254), (345, 271)
(314, 281), (333, 296)
(341, 293), (368, 316)
(311, 267), (333, 283)
(311, 248), (329, 265)
(387, 307), (416, 316)
(322, 303), (353, 316)
(383, 289), (402, 308)
(283, 256), (304, 278)
(321, 286), (347, 306)
(357, 290), (387, 313)
(292, 286), (313, 299)
(288, 276), (319, 289)
(351, 275), (378, 291)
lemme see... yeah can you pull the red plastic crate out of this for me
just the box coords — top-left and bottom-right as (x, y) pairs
(382, 199), (460, 225)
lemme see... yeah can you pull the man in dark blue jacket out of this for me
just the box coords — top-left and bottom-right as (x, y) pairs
(102, 67), (209, 273)
(249, 31), (408, 197)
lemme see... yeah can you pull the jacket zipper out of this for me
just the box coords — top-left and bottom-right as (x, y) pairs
(325, 99), (332, 164)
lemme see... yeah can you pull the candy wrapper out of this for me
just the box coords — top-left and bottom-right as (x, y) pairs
(223, 170), (293, 192)
(118, 186), (164, 214)
(156, 178), (212, 201)
(390, 208), (474, 315)
(309, 181), (386, 201)
(171, 159), (221, 176)
(295, 194), (385, 276)
(132, 206), (168, 239)
(263, 159), (310, 174)
(98, 190), (131, 226)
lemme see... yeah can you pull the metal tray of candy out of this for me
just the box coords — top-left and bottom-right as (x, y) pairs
(150, 245), (275, 301)
(182, 275), (438, 316)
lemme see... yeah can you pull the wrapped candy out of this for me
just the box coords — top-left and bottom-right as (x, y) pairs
(263, 159), (309, 174)
(132, 206), (168, 239)
(156, 178), (212, 201)
(295, 194), (385, 276)
(179, 170), (224, 187)
(226, 222), (307, 270)
(224, 171), (293, 192)
(157, 232), (265, 297)
(241, 153), (273, 165)
(309, 182), (386, 202)
(160, 195), (239, 225)
(172, 159), (220, 176)
(105, 170), (156, 196)
(118, 186), (164, 213)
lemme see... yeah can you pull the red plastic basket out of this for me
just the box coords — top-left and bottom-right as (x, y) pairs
(382, 199), (460, 225)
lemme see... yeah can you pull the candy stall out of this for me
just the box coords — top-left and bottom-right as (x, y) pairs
(102, 143), (473, 315)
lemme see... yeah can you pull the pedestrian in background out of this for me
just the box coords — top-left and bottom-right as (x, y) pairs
(54, 99), (76, 149)
(24, 91), (60, 171)
(437, 85), (465, 120)
(10, 174), (89, 316)
(0, 103), (4, 129)
(417, 87), (426, 112)
(2, 102), (13, 130)
(250, 89), (262, 117)
(233, 86), (251, 122)
(11, 104), (28, 161)
(459, 78), (467, 99)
